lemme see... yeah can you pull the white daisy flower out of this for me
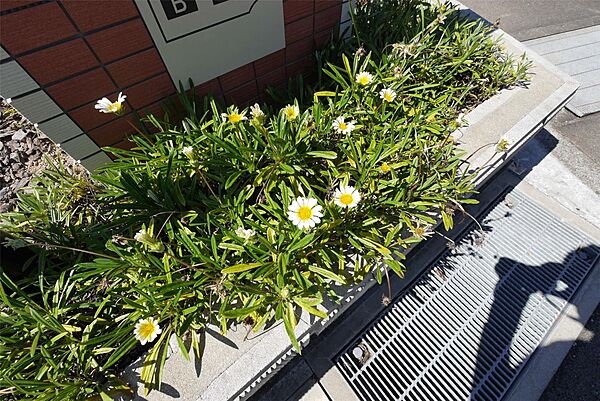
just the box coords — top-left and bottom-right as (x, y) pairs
(332, 116), (356, 135)
(412, 222), (434, 239)
(235, 227), (256, 241)
(182, 146), (194, 159)
(134, 228), (152, 244)
(333, 185), (361, 208)
(134, 317), (162, 345)
(379, 88), (397, 103)
(250, 103), (265, 121)
(283, 104), (300, 121)
(355, 71), (373, 86)
(392, 43), (415, 57)
(134, 228), (164, 252)
(221, 107), (247, 124)
(288, 197), (323, 229)
(95, 92), (126, 114)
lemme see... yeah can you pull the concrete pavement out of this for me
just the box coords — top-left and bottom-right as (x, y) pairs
(461, 1), (600, 400)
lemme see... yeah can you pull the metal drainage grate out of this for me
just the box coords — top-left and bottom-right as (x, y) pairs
(335, 189), (599, 401)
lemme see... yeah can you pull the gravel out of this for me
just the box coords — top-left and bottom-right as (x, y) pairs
(0, 98), (87, 212)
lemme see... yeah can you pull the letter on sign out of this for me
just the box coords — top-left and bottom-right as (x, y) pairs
(161, 0), (198, 20)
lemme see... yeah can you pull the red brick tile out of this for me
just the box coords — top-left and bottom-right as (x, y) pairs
(315, 3), (342, 33)
(18, 39), (98, 85)
(195, 79), (222, 98)
(286, 38), (314, 63)
(47, 68), (117, 110)
(105, 138), (136, 159)
(137, 101), (166, 123)
(285, 15), (313, 45)
(218, 63), (255, 93)
(69, 98), (121, 131)
(0, 2), (77, 55)
(286, 55), (315, 79)
(87, 19), (153, 63)
(284, 0), (314, 24)
(257, 67), (287, 93)
(61, 0), (139, 32)
(106, 49), (165, 87)
(88, 114), (136, 147)
(314, 28), (334, 48)
(225, 81), (258, 106)
(0, 1), (39, 13)
(254, 49), (285, 77)
(315, 0), (341, 12)
(125, 73), (175, 109)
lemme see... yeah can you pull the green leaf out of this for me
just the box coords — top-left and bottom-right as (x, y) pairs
(306, 151), (337, 159)
(221, 304), (262, 318)
(100, 391), (113, 401)
(283, 304), (301, 353)
(175, 334), (190, 361)
(441, 209), (453, 231)
(308, 266), (346, 284)
(287, 233), (315, 252)
(294, 298), (327, 318)
(222, 262), (263, 274)
(313, 91), (337, 97)
(29, 330), (40, 357)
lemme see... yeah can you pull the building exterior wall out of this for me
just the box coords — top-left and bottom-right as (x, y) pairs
(0, 0), (347, 170)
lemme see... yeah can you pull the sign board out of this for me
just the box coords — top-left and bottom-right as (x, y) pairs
(136, 0), (285, 88)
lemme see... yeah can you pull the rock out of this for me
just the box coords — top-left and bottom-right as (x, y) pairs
(11, 129), (28, 141)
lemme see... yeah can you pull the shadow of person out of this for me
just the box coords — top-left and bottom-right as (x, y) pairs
(469, 245), (599, 400)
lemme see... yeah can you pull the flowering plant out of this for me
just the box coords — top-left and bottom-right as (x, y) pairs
(0, 1), (528, 399)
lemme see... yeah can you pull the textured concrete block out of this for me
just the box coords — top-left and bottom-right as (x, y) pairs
(0, 60), (39, 98)
(11, 90), (62, 123)
(38, 114), (83, 143)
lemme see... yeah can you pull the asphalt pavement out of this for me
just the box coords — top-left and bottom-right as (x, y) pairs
(459, 0), (600, 41)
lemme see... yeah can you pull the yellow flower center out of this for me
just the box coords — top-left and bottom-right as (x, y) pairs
(339, 122), (348, 131)
(285, 109), (297, 119)
(228, 113), (242, 123)
(384, 93), (393, 102)
(414, 227), (425, 236)
(139, 322), (156, 339)
(108, 102), (121, 113)
(381, 162), (391, 173)
(339, 193), (354, 205)
(297, 206), (313, 221)
(358, 76), (370, 85)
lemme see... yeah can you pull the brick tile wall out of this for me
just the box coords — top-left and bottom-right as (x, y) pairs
(86, 20), (154, 63)
(1, 0), (343, 154)
(0, 0), (175, 152)
(1, 2), (77, 54)
(18, 39), (98, 85)
(60, 0), (139, 32)
(105, 49), (165, 88)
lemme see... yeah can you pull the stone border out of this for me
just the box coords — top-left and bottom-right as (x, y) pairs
(123, 4), (579, 400)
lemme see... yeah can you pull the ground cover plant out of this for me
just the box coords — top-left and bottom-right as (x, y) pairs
(0, 1), (527, 399)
